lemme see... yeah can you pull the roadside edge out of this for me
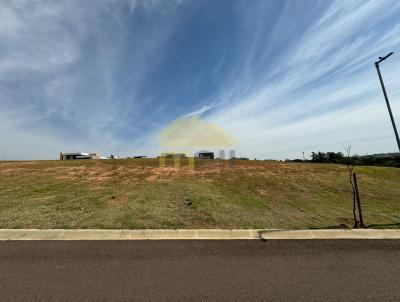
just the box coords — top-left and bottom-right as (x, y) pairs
(0, 229), (399, 240)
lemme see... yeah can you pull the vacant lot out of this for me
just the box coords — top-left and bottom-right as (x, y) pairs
(0, 159), (399, 229)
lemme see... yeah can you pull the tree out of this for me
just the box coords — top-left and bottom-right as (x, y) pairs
(311, 151), (328, 162)
(327, 152), (344, 163)
(344, 145), (358, 228)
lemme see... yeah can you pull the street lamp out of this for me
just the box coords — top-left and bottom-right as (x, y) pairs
(375, 52), (400, 152)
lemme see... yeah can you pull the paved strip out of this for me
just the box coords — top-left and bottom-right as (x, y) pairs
(0, 228), (399, 240)
(0, 240), (399, 301)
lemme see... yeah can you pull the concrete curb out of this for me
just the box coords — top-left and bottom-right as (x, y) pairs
(0, 229), (399, 240)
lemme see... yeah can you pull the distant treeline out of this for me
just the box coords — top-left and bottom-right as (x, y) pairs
(287, 151), (400, 168)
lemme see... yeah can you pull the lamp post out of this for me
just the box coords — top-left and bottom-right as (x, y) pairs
(375, 52), (400, 152)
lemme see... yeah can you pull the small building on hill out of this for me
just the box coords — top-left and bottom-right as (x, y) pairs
(195, 150), (214, 159)
(59, 152), (108, 160)
(159, 153), (186, 158)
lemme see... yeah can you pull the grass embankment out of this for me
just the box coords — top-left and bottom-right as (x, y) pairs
(0, 159), (398, 229)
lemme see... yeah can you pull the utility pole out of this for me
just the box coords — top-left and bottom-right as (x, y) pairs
(375, 52), (400, 152)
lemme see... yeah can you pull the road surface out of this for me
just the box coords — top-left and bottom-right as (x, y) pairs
(0, 240), (399, 301)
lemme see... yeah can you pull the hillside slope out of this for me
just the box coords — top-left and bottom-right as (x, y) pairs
(0, 159), (398, 229)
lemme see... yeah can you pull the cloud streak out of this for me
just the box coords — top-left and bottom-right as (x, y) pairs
(203, 0), (400, 159)
(0, 0), (186, 159)
(0, 0), (399, 160)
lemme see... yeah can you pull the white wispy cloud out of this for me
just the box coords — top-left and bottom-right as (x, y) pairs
(185, 103), (215, 117)
(0, 0), (186, 159)
(201, 0), (400, 159)
(1, 0), (399, 160)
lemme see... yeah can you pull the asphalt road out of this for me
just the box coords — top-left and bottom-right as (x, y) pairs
(0, 240), (399, 301)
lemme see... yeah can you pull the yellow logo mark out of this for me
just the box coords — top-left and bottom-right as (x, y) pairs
(157, 116), (236, 170)
(158, 116), (235, 147)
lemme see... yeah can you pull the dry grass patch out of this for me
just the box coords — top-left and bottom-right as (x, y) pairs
(0, 159), (398, 229)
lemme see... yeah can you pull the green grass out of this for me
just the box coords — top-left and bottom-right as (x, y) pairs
(0, 159), (399, 229)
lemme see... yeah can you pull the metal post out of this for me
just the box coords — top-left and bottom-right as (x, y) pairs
(375, 53), (400, 152)
(353, 173), (365, 228)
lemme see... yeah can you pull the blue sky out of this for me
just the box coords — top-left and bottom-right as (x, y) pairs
(1, 0), (400, 160)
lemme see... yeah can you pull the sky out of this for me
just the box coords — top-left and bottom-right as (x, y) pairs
(1, 0), (400, 160)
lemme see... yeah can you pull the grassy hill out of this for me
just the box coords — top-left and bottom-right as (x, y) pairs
(0, 158), (399, 229)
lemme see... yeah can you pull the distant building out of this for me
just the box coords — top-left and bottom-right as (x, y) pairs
(194, 150), (214, 159)
(60, 152), (91, 160)
(59, 152), (108, 160)
(90, 153), (105, 159)
(197, 151), (214, 159)
(159, 153), (186, 158)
